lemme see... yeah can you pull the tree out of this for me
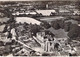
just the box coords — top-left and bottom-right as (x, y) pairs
(54, 43), (59, 50)
(57, 20), (64, 29)
(68, 24), (80, 39)
(29, 24), (43, 36)
(51, 20), (60, 30)
(7, 16), (16, 24)
(64, 22), (72, 32)
(53, 21), (60, 29)
(2, 25), (8, 33)
(45, 30), (55, 37)
(23, 22), (29, 30)
(40, 21), (51, 29)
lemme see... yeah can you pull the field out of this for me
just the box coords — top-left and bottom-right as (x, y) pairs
(15, 17), (41, 25)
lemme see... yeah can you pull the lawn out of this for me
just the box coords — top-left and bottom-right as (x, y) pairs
(15, 17), (41, 25)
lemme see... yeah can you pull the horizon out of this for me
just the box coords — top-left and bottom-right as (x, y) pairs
(0, 0), (80, 1)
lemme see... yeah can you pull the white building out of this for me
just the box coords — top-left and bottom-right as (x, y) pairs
(36, 10), (56, 16)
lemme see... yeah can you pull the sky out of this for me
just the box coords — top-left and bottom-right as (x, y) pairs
(0, 0), (79, 1)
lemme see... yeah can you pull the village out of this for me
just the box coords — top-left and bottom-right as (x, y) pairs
(0, 1), (80, 56)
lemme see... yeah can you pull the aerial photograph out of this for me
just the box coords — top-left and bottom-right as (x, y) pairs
(0, 0), (80, 56)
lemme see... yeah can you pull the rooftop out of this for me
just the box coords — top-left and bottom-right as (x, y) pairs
(36, 10), (56, 16)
